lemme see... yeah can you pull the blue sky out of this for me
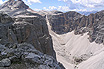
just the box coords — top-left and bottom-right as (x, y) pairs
(0, 0), (104, 12)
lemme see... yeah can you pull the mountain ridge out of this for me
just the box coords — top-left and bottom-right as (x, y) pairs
(0, 0), (65, 69)
(1, 0), (104, 69)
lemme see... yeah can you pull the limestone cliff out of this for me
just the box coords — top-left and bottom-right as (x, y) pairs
(48, 10), (104, 44)
(0, 10), (65, 69)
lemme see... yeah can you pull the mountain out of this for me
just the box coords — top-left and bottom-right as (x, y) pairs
(47, 9), (104, 69)
(48, 10), (104, 44)
(78, 11), (97, 15)
(1, 0), (104, 69)
(0, 0), (29, 9)
(38, 10), (63, 16)
(0, 0), (65, 69)
(0, 0), (39, 17)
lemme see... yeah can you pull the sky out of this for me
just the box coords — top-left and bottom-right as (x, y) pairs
(0, 0), (104, 12)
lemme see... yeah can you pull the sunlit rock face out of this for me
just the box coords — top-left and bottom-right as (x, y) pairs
(0, 0), (36, 17)
(46, 10), (104, 69)
(0, 0), (29, 10)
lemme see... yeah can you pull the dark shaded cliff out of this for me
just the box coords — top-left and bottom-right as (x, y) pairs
(0, 12), (56, 58)
(48, 10), (104, 44)
(0, 11), (65, 69)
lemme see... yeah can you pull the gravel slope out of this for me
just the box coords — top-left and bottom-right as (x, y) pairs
(47, 15), (104, 69)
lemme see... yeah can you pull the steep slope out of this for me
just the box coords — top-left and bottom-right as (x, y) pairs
(46, 10), (104, 69)
(48, 11), (82, 34)
(0, 0), (56, 58)
(48, 10), (104, 44)
(0, 11), (56, 58)
(1, 0), (104, 69)
(0, 9), (65, 69)
(47, 24), (104, 69)
(0, 0), (38, 17)
(0, 0), (66, 68)
(79, 50), (104, 69)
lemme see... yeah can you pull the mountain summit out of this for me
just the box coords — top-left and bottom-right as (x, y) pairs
(0, 0), (37, 17)
(0, 0), (29, 9)
(0, 0), (66, 69)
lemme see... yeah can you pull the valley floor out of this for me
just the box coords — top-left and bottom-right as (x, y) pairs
(51, 31), (104, 69)
(47, 16), (104, 69)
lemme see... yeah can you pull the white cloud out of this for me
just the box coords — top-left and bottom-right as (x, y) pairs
(49, 6), (57, 10)
(27, 0), (41, 4)
(72, 9), (87, 12)
(0, 0), (4, 4)
(0, 0), (8, 4)
(42, 5), (91, 12)
(58, 0), (104, 11)
(58, 0), (68, 2)
(43, 7), (49, 11)
(70, 0), (104, 8)
(58, 6), (70, 11)
(23, 0), (41, 5)
(43, 6), (70, 11)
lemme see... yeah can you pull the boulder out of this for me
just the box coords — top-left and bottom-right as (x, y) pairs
(0, 58), (11, 67)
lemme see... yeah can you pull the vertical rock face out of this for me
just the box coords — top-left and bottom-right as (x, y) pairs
(48, 10), (104, 44)
(48, 11), (82, 34)
(0, 0), (65, 69)
(0, 12), (65, 69)
(0, 12), (56, 58)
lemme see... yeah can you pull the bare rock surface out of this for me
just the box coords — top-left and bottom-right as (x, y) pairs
(0, 12), (56, 58)
(0, 58), (11, 67)
(48, 10), (104, 44)
(0, 43), (64, 69)
(46, 10), (104, 69)
(2, 0), (104, 69)
(0, 0), (39, 17)
(0, 0), (65, 69)
(0, 12), (65, 69)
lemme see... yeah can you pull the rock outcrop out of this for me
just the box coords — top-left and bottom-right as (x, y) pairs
(48, 10), (104, 44)
(0, 12), (56, 58)
(0, 0), (66, 69)
(48, 11), (82, 34)
(0, 11), (66, 68)
(0, 0), (37, 17)
(0, 0), (29, 9)
(0, 43), (65, 69)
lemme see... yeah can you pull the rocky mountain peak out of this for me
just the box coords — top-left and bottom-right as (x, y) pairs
(13, 0), (29, 9)
(0, 8), (66, 69)
(0, 0), (35, 17)
(0, 0), (29, 10)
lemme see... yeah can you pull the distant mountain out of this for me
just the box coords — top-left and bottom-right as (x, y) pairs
(78, 11), (97, 15)
(38, 10), (63, 15)
(48, 10), (104, 44)
(48, 10), (104, 69)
